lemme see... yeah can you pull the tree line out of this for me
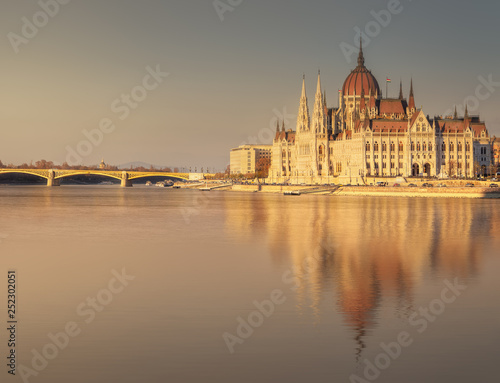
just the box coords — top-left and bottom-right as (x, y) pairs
(0, 159), (180, 173)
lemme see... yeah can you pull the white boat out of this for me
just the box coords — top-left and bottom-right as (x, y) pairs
(145, 181), (152, 186)
(200, 181), (211, 191)
(284, 190), (301, 196)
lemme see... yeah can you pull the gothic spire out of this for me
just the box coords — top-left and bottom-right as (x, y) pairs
(399, 80), (403, 100)
(465, 104), (469, 118)
(357, 37), (365, 67)
(296, 75), (310, 132)
(276, 119), (280, 132)
(454, 106), (458, 119)
(316, 70), (322, 96)
(281, 120), (285, 132)
(301, 73), (307, 99)
(408, 78), (415, 110)
(360, 80), (366, 112)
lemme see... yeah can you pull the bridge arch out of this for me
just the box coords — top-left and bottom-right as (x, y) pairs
(0, 170), (49, 180)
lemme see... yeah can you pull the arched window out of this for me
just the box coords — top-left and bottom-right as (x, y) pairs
(423, 142), (427, 151)
(390, 142), (395, 151)
(458, 142), (462, 151)
(382, 142), (387, 152)
(416, 124), (420, 132)
(318, 145), (323, 155)
(442, 142), (446, 151)
(374, 142), (379, 151)
(466, 142), (471, 151)
(366, 142), (371, 151)
(417, 142), (421, 151)
(411, 142), (415, 151)
(450, 142), (454, 151)
(399, 141), (404, 151)
(429, 142), (433, 151)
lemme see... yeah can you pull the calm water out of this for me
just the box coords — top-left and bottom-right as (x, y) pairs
(1, 186), (499, 383)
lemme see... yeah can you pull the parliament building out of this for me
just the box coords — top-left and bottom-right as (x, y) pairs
(267, 43), (493, 184)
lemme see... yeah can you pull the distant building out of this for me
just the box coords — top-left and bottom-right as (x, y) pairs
(99, 159), (106, 169)
(267, 42), (494, 184)
(492, 137), (500, 169)
(230, 144), (272, 175)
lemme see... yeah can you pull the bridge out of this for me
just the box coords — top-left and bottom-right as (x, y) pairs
(0, 169), (200, 187)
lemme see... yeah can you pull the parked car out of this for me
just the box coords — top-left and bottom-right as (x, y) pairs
(437, 183), (447, 187)
(491, 178), (498, 182)
(393, 183), (400, 187)
(490, 183), (499, 188)
(465, 183), (474, 187)
(408, 183), (417, 187)
(376, 181), (388, 187)
(422, 183), (433, 188)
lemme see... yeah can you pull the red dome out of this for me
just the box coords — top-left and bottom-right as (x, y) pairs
(342, 67), (380, 96)
(342, 44), (380, 96)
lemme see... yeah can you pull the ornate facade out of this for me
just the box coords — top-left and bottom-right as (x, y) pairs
(268, 43), (494, 184)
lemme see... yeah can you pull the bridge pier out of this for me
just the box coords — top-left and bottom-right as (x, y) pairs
(121, 171), (133, 187)
(47, 170), (60, 187)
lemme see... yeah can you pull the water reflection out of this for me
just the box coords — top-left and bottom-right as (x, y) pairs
(225, 195), (497, 360)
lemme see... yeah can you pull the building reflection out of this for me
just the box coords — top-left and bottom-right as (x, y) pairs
(224, 195), (496, 359)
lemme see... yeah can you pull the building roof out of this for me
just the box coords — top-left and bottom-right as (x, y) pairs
(379, 99), (407, 116)
(342, 39), (380, 97)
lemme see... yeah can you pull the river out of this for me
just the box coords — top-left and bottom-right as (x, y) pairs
(1, 186), (499, 383)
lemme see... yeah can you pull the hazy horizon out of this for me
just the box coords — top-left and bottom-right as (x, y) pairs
(1, 0), (499, 170)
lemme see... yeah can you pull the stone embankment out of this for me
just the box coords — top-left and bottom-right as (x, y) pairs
(177, 180), (500, 198)
(333, 186), (500, 199)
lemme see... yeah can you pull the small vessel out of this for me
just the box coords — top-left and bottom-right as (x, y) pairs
(200, 181), (211, 191)
(155, 181), (166, 187)
(173, 185), (181, 189)
(284, 190), (301, 196)
(145, 181), (152, 186)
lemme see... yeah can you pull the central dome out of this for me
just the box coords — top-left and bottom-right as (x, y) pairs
(342, 44), (380, 96)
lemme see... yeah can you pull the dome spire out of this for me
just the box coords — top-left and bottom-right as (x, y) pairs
(357, 37), (365, 67)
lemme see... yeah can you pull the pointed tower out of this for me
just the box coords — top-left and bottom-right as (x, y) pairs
(357, 36), (365, 68)
(312, 70), (327, 134)
(408, 79), (416, 110)
(281, 120), (285, 132)
(359, 81), (366, 122)
(454, 106), (458, 119)
(296, 74), (310, 132)
(464, 104), (470, 128)
(399, 80), (403, 100)
(407, 79), (416, 118)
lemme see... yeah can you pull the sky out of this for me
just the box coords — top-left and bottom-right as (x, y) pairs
(0, 0), (499, 170)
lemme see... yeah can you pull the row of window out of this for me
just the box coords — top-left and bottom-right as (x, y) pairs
(366, 141), (473, 152)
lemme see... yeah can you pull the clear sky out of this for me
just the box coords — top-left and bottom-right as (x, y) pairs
(1, 0), (499, 170)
